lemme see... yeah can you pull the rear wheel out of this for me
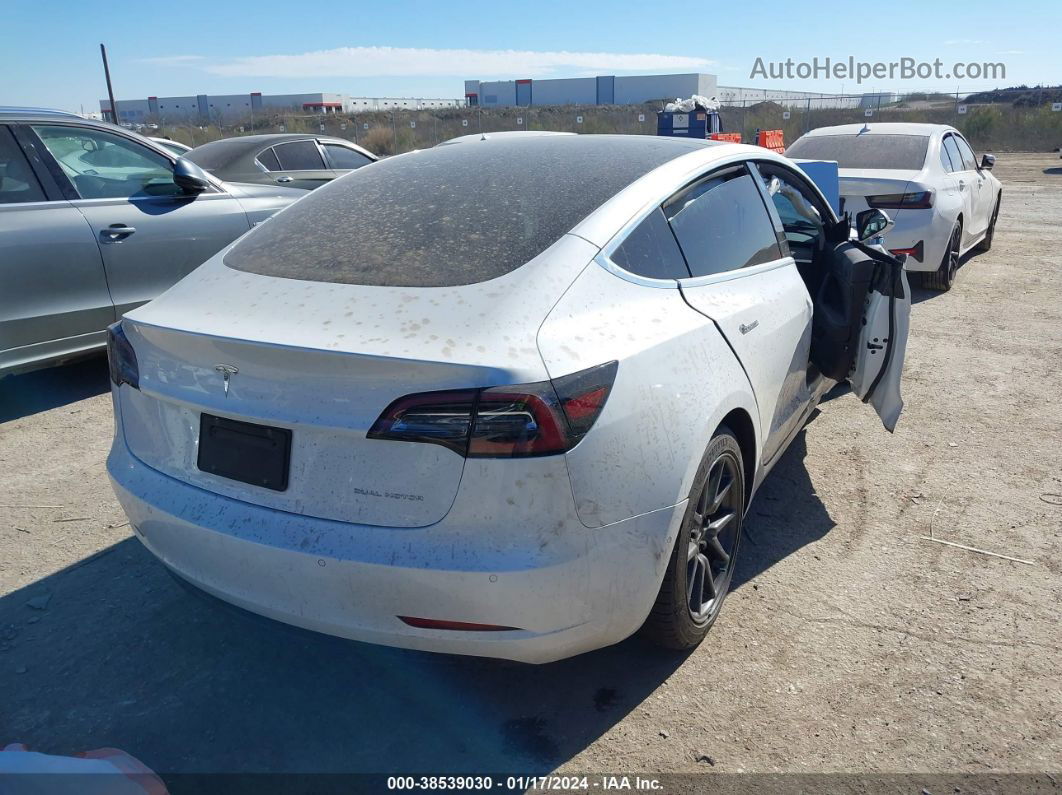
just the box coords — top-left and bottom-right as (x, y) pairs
(641, 427), (744, 650)
(922, 222), (962, 292)
(974, 195), (1001, 252)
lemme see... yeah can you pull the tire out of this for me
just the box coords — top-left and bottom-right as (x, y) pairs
(641, 426), (745, 650)
(921, 221), (962, 292)
(974, 195), (1001, 252)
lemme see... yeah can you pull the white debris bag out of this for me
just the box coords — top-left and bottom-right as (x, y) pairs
(664, 95), (720, 113)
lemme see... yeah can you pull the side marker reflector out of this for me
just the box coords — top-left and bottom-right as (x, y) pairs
(398, 616), (520, 632)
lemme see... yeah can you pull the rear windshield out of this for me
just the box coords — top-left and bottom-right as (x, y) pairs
(182, 139), (249, 171)
(785, 134), (929, 170)
(224, 135), (711, 287)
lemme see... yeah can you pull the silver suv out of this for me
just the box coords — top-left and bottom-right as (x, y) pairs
(0, 108), (306, 376)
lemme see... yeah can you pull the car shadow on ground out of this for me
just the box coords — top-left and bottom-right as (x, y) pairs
(909, 251), (980, 304)
(733, 429), (835, 590)
(0, 356), (110, 423)
(0, 431), (833, 789)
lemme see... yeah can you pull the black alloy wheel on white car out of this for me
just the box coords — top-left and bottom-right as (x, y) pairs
(642, 427), (744, 649)
(923, 222), (962, 292)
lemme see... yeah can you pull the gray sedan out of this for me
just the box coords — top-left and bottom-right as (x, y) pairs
(0, 108), (305, 376)
(184, 134), (377, 191)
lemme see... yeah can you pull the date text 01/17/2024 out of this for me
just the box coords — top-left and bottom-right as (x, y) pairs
(386, 775), (664, 791)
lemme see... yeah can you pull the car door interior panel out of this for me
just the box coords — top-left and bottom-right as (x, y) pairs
(808, 241), (879, 382)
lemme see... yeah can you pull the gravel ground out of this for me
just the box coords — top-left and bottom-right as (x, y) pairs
(1, 154), (1060, 787)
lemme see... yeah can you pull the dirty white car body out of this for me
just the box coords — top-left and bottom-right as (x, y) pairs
(786, 123), (1002, 289)
(106, 136), (909, 663)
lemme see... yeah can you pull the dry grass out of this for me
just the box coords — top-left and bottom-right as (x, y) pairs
(155, 100), (1062, 155)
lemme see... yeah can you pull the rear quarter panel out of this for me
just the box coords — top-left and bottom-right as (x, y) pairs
(537, 263), (760, 528)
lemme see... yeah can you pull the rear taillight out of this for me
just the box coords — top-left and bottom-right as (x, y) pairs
(365, 389), (478, 455)
(889, 240), (925, 262)
(106, 322), (139, 389)
(368, 361), (617, 458)
(866, 190), (934, 209)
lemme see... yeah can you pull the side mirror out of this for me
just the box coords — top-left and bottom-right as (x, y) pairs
(173, 157), (211, 194)
(980, 153), (996, 171)
(855, 208), (894, 241)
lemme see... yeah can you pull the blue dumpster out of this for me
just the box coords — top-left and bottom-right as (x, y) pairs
(656, 110), (720, 139)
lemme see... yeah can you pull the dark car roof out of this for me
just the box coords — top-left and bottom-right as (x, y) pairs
(226, 134), (721, 288)
(185, 134), (362, 170)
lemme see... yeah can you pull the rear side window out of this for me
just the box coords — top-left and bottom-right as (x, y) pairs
(274, 140), (324, 170)
(785, 134), (929, 170)
(664, 170), (781, 277)
(0, 127), (46, 204)
(323, 144), (373, 170)
(953, 135), (977, 170)
(943, 137), (963, 173)
(256, 146), (282, 171)
(939, 137), (956, 172)
(610, 208), (689, 280)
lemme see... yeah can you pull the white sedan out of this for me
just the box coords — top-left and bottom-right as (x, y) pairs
(106, 135), (909, 663)
(786, 123), (1002, 291)
(149, 137), (193, 156)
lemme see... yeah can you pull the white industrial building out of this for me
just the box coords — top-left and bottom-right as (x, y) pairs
(100, 92), (459, 122)
(463, 73), (879, 110)
(464, 74), (718, 107)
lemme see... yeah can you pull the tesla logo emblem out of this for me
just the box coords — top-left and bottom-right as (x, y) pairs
(214, 364), (238, 396)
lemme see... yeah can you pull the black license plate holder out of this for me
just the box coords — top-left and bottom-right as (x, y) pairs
(197, 414), (291, 491)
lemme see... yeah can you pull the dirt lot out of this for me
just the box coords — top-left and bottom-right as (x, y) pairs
(1, 154), (1060, 788)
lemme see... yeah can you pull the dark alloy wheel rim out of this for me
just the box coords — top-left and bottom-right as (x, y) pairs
(986, 204), (999, 243)
(946, 228), (961, 282)
(687, 453), (741, 623)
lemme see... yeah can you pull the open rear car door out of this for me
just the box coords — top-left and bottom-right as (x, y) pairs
(809, 225), (911, 432)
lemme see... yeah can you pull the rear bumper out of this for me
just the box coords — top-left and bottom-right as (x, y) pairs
(107, 434), (684, 664)
(881, 212), (949, 273)
(841, 199), (949, 274)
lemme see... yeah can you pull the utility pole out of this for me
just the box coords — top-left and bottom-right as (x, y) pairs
(100, 43), (117, 124)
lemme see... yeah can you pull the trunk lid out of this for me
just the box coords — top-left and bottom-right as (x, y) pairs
(838, 168), (921, 215)
(119, 234), (597, 528)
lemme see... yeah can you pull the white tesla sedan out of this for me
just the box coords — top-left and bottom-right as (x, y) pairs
(786, 123), (1002, 291)
(106, 135), (909, 663)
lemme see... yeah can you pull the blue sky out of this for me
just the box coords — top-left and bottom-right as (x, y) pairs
(2, 0), (1055, 112)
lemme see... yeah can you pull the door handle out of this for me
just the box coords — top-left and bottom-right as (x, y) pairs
(275, 176), (294, 183)
(101, 224), (136, 241)
(958, 180), (966, 191)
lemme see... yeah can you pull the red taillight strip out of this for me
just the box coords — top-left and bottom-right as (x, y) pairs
(398, 616), (520, 632)
(888, 240), (925, 263)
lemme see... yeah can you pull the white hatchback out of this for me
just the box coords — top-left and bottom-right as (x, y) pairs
(107, 135), (910, 663)
(787, 123), (1002, 291)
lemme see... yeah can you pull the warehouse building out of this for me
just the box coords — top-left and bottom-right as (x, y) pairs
(464, 73), (718, 107)
(464, 73), (875, 110)
(100, 92), (459, 122)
